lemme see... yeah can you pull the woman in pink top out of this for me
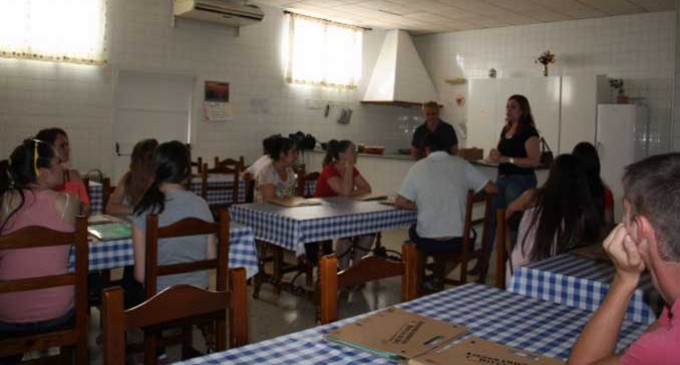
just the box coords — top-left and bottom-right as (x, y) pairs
(35, 128), (90, 215)
(0, 139), (79, 339)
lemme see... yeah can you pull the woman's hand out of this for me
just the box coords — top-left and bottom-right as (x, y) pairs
(489, 149), (501, 162)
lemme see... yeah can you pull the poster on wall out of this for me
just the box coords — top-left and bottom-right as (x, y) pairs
(203, 81), (232, 122)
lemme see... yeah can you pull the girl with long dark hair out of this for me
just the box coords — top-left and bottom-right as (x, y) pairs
(127, 141), (215, 307)
(0, 139), (79, 342)
(572, 142), (615, 229)
(105, 138), (158, 215)
(510, 154), (601, 273)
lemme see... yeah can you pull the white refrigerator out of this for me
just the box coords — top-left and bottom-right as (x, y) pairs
(596, 104), (648, 220)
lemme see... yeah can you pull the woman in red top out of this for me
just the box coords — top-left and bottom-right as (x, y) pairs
(315, 140), (374, 270)
(35, 128), (90, 216)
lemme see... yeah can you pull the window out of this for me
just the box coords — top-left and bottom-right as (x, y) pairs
(0, 0), (108, 65)
(284, 13), (363, 89)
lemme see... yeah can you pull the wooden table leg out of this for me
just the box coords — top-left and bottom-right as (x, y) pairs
(273, 245), (283, 296)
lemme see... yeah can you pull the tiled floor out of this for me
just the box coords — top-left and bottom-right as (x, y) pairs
(87, 227), (498, 363)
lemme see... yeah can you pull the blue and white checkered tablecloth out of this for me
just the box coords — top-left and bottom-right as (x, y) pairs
(89, 179), (317, 215)
(508, 253), (664, 324)
(89, 179), (246, 215)
(230, 197), (417, 256)
(69, 223), (258, 279)
(176, 283), (647, 364)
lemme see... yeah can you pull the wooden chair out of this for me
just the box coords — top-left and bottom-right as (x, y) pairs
(0, 217), (89, 364)
(297, 171), (320, 198)
(102, 268), (248, 365)
(143, 209), (233, 356)
(319, 243), (416, 324)
(494, 209), (511, 289)
(416, 190), (494, 293)
(201, 162), (242, 209)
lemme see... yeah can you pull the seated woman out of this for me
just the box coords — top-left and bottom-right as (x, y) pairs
(507, 154), (601, 280)
(0, 140), (79, 358)
(128, 141), (216, 307)
(314, 140), (374, 270)
(572, 142), (615, 230)
(35, 128), (90, 215)
(254, 137), (298, 202)
(106, 138), (158, 215)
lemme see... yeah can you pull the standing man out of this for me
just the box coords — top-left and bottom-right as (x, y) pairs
(410, 101), (458, 160)
(396, 133), (495, 290)
(568, 153), (680, 364)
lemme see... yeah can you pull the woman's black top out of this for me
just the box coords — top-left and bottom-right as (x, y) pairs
(497, 125), (539, 175)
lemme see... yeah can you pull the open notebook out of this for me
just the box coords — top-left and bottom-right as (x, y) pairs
(88, 222), (132, 241)
(353, 193), (388, 201)
(268, 197), (323, 207)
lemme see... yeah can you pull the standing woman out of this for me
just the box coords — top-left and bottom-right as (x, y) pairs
(477, 95), (541, 274)
(128, 141), (216, 307)
(0, 140), (79, 358)
(314, 140), (374, 270)
(254, 137), (298, 202)
(35, 128), (90, 215)
(105, 138), (158, 215)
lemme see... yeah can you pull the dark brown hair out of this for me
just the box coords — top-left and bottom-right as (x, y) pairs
(323, 140), (353, 167)
(134, 141), (191, 215)
(521, 154), (601, 261)
(124, 139), (158, 207)
(505, 94), (536, 133)
(623, 153), (680, 261)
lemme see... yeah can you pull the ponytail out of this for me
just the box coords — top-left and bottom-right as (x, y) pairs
(1, 139), (55, 233)
(323, 139), (353, 167)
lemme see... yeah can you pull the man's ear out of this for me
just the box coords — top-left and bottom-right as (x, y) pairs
(629, 215), (655, 247)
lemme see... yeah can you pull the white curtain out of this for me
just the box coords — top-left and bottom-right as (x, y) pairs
(285, 13), (363, 89)
(0, 0), (108, 65)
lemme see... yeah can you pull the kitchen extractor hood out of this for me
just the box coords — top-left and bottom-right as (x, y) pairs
(362, 30), (438, 106)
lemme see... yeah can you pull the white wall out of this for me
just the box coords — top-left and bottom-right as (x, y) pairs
(0, 0), (421, 177)
(1, 4), (676, 176)
(414, 11), (675, 156)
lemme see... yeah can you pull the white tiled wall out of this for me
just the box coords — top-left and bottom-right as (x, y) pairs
(0, 1), (421, 177)
(414, 11), (676, 156)
(0, 4), (675, 176)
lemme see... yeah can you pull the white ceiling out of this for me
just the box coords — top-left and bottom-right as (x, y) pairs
(254, 0), (675, 34)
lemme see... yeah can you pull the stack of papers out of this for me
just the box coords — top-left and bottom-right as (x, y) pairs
(325, 308), (564, 364)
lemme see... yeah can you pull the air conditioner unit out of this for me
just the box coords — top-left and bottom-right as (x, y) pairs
(174, 0), (264, 27)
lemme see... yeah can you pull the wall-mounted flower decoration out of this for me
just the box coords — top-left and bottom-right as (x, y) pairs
(535, 50), (556, 76)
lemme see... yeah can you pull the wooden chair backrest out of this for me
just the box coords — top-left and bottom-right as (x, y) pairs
(297, 171), (320, 198)
(458, 189), (494, 281)
(102, 268), (248, 365)
(102, 177), (117, 211)
(144, 210), (230, 297)
(201, 162), (241, 205)
(319, 243), (416, 324)
(495, 209), (511, 289)
(214, 156), (245, 170)
(0, 217), (89, 364)
(243, 173), (255, 203)
(191, 157), (203, 173)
